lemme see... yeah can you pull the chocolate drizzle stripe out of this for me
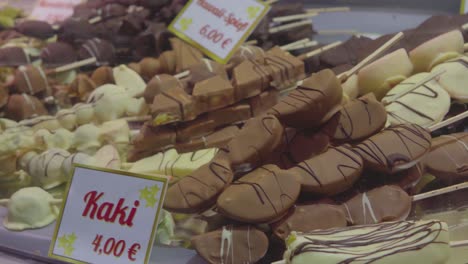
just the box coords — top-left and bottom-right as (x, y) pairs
(295, 161), (322, 187)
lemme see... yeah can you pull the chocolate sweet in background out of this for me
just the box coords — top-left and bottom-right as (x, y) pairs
(269, 69), (343, 129)
(132, 22), (172, 59)
(78, 38), (116, 66)
(164, 157), (233, 213)
(0, 86), (9, 109)
(14, 65), (50, 96)
(91, 66), (115, 86)
(265, 46), (305, 90)
(272, 203), (347, 239)
(322, 94), (387, 143)
(289, 146), (363, 195)
(217, 164), (301, 223)
(223, 115), (284, 169)
(41, 42), (77, 68)
(188, 59), (228, 90)
(175, 125), (241, 154)
(6, 94), (48, 121)
(170, 38), (204, 73)
(231, 59), (270, 101)
(341, 185), (412, 225)
(319, 36), (375, 69)
(15, 20), (55, 39)
(354, 124), (432, 174)
(424, 132), (468, 184)
(58, 18), (95, 45)
(0, 47), (31, 67)
(192, 226), (269, 264)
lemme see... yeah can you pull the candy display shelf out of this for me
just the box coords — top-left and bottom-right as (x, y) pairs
(0, 207), (206, 264)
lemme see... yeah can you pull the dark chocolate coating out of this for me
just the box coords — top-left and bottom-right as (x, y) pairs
(6, 94), (48, 121)
(78, 38), (116, 66)
(15, 20), (55, 39)
(217, 164), (301, 223)
(0, 47), (30, 67)
(41, 42), (77, 68)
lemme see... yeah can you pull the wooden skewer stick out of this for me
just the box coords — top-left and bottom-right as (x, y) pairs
(306, 7), (351, 13)
(269, 20), (312, 34)
(382, 70), (446, 105)
(304, 41), (342, 58)
(245, 39), (258, 45)
(285, 41), (319, 51)
(428, 110), (468, 132)
(48, 57), (97, 74)
(174, 70), (190, 79)
(273, 13), (318, 23)
(450, 240), (468, 248)
(280, 38), (310, 50)
(317, 29), (359, 35)
(265, 0), (279, 4)
(89, 16), (102, 24)
(413, 181), (468, 202)
(337, 32), (404, 81)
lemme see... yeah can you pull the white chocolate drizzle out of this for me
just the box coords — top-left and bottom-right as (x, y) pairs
(220, 225), (233, 264)
(362, 192), (378, 224)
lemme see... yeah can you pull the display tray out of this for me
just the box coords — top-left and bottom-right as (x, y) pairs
(0, 207), (206, 264)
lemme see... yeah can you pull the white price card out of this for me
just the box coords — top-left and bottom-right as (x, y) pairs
(48, 164), (169, 264)
(168, 0), (270, 64)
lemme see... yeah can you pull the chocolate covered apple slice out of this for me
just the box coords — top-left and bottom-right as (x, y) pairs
(269, 69), (342, 129)
(342, 185), (412, 225)
(353, 123), (432, 174)
(289, 146), (363, 195)
(217, 164), (301, 223)
(272, 204), (347, 239)
(192, 225), (269, 264)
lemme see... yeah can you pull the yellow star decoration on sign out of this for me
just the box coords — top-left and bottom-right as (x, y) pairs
(247, 6), (261, 20)
(139, 184), (160, 208)
(179, 17), (193, 31)
(58, 232), (77, 256)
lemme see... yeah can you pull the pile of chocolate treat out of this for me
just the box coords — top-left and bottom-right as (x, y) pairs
(0, 1), (467, 263)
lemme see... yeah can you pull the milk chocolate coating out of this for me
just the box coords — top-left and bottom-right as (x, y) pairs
(322, 94), (387, 143)
(272, 204), (347, 239)
(15, 20), (55, 39)
(139, 57), (161, 81)
(188, 59), (228, 89)
(223, 115), (284, 169)
(41, 42), (77, 68)
(0, 47), (30, 67)
(266, 129), (329, 170)
(159, 50), (176, 74)
(342, 185), (412, 225)
(91, 66), (115, 86)
(289, 146), (363, 195)
(424, 133), (468, 184)
(217, 164), (301, 223)
(0, 86), (9, 109)
(164, 157), (233, 213)
(6, 94), (48, 121)
(193, 76), (235, 113)
(269, 69), (343, 129)
(354, 124), (432, 174)
(69, 74), (96, 101)
(265, 46), (305, 90)
(15, 65), (50, 96)
(232, 59), (270, 101)
(175, 125), (240, 154)
(228, 45), (266, 67)
(170, 38), (204, 73)
(150, 86), (196, 124)
(192, 226), (268, 264)
(129, 123), (176, 161)
(143, 74), (179, 104)
(247, 90), (279, 117)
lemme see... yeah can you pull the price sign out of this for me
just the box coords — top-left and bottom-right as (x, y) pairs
(48, 164), (169, 264)
(168, 0), (270, 64)
(29, 0), (82, 24)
